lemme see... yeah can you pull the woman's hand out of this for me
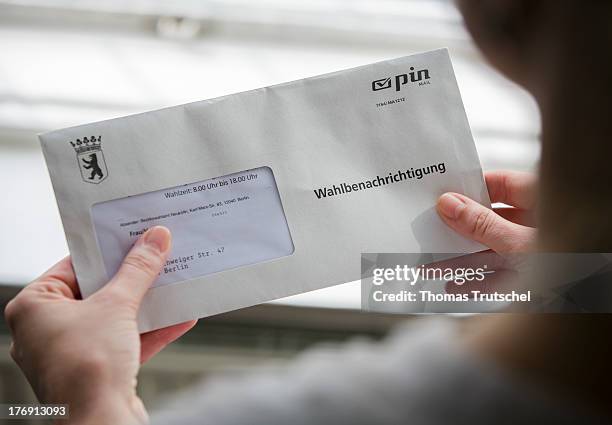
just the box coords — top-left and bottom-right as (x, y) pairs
(435, 171), (537, 293)
(5, 226), (196, 425)
(437, 170), (537, 252)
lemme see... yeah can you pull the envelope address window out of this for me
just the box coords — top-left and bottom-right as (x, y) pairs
(91, 166), (294, 287)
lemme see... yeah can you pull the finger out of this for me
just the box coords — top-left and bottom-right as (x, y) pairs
(140, 320), (197, 363)
(437, 193), (535, 253)
(485, 170), (536, 209)
(28, 256), (80, 299)
(493, 207), (536, 227)
(445, 268), (520, 294)
(103, 226), (171, 308)
(424, 250), (506, 273)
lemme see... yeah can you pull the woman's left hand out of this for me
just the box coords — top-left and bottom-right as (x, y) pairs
(5, 226), (196, 424)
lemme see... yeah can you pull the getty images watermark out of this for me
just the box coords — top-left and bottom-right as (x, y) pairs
(361, 252), (612, 313)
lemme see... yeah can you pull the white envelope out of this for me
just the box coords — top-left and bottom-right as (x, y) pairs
(39, 48), (490, 332)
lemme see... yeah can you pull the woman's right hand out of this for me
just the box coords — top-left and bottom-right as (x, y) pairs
(434, 170), (537, 293)
(437, 170), (537, 253)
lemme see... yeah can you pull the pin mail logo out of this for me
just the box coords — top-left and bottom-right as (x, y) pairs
(69, 136), (108, 184)
(372, 66), (431, 92)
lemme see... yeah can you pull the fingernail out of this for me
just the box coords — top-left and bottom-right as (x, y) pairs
(438, 193), (466, 220)
(143, 226), (171, 253)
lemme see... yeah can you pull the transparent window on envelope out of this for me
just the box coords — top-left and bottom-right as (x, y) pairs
(91, 166), (294, 287)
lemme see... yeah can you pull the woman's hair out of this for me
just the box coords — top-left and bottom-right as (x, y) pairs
(459, 0), (612, 251)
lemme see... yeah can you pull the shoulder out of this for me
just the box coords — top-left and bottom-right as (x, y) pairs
(151, 317), (600, 425)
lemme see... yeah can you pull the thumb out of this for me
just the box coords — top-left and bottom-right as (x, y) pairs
(437, 193), (533, 253)
(103, 226), (171, 308)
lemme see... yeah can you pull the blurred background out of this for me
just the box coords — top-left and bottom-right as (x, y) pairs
(0, 0), (540, 421)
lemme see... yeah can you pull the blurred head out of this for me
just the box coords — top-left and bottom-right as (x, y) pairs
(456, 0), (612, 99)
(456, 1), (612, 251)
